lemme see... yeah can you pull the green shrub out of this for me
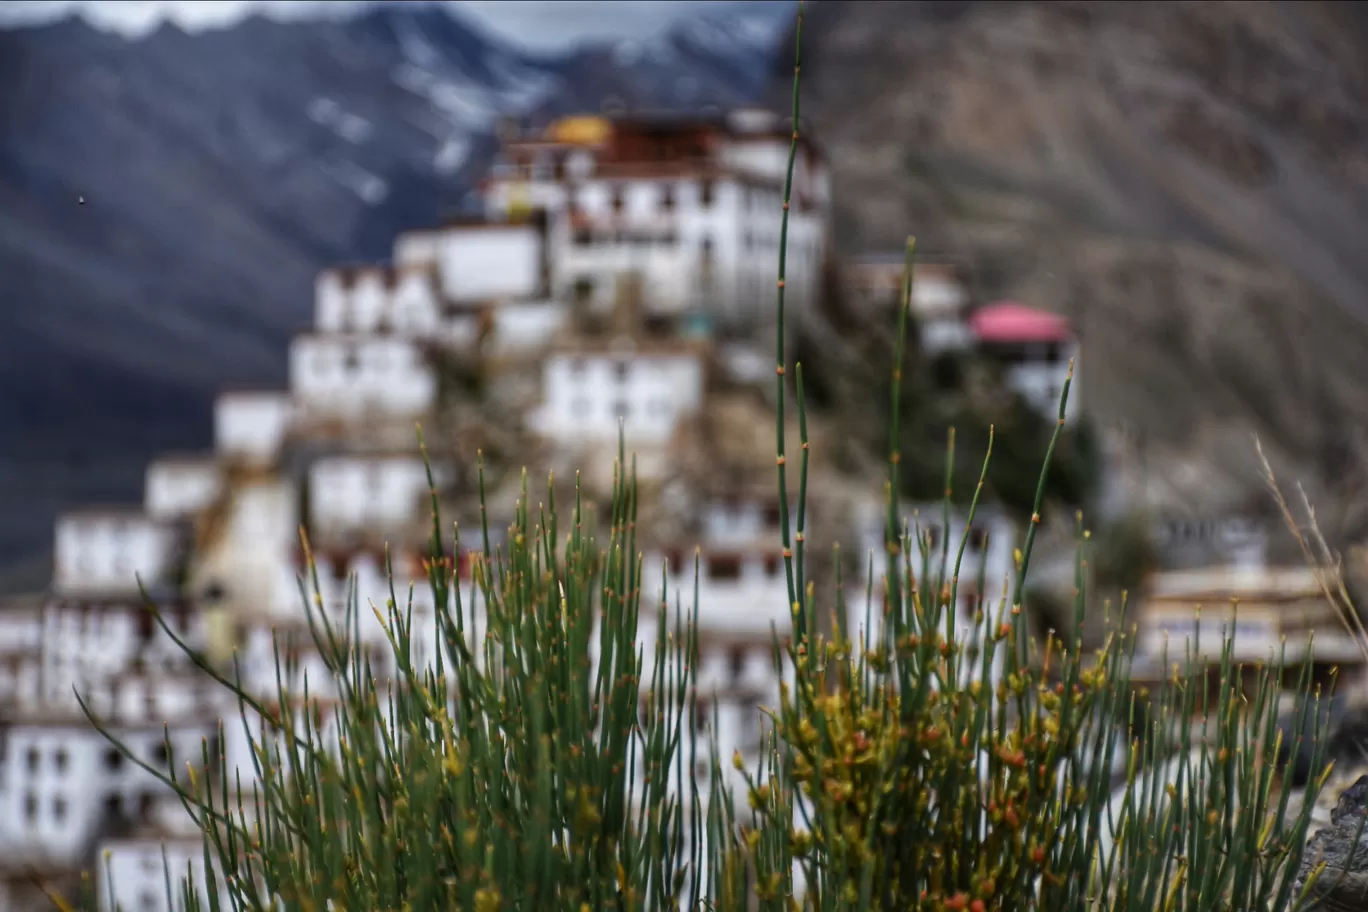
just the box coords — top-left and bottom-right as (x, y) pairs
(69, 4), (1342, 910)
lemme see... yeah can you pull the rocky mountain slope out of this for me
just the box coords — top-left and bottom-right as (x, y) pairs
(0, 0), (794, 589)
(780, 0), (1368, 552)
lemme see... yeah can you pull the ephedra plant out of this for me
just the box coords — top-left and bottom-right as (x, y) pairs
(67, 2), (1346, 909)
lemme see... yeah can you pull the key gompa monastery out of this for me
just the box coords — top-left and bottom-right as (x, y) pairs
(0, 105), (1142, 911)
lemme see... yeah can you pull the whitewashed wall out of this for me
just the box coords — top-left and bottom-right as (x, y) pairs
(99, 834), (219, 912)
(485, 301), (568, 357)
(642, 551), (792, 637)
(437, 225), (543, 302)
(213, 392), (294, 465)
(307, 455), (442, 539)
(0, 650), (42, 711)
(39, 601), (205, 704)
(484, 171), (824, 333)
(393, 229), (441, 269)
(144, 457), (222, 521)
(190, 478), (300, 619)
(1002, 340), (1080, 424)
(314, 268), (441, 336)
(52, 513), (179, 598)
(530, 350), (704, 447)
(0, 723), (209, 867)
(289, 335), (436, 420)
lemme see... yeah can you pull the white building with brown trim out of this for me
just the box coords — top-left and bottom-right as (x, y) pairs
(527, 335), (709, 485)
(969, 301), (1081, 425)
(212, 389), (295, 468)
(0, 692), (216, 869)
(97, 795), (220, 912)
(51, 509), (184, 601)
(480, 110), (829, 336)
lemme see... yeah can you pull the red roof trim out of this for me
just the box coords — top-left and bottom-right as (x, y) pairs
(969, 301), (1072, 344)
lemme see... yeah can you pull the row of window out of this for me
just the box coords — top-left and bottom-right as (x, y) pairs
(562, 179), (785, 216)
(20, 742), (167, 775)
(596, 179), (714, 215)
(661, 553), (786, 581)
(305, 346), (420, 374)
(921, 526), (991, 552)
(563, 358), (693, 381)
(566, 397), (673, 421)
(322, 308), (436, 332)
(65, 551), (142, 578)
(18, 787), (158, 826)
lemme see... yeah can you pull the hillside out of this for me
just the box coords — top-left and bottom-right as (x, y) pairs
(0, 0), (794, 589)
(779, 0), (1368, 552)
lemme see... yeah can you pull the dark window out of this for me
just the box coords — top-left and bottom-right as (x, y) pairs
(931, 355), (960, 390)
(730, 647), (746, 679)
(152, 742), (169, 765)
(136, 607), (155, 640)
(53, 797), (67, 822)
(105, 747), (125, 771)
(54, 749), (68, 774)
(573, 278), (595, 304)
(614, 361), (630, 381)
(763, 554), (781, 578)
(700, 179), (714, 207)
(763, 501), (782, 527)
(26, 747), (39, 773)
(611, 185), (625, 214)
(660, 183), (676, 212)
(24, 792), (37, 822)
(925, 526), (942, 550)
(343, 346), (360, 371)
(666, 549), (685, 576)
(552, 153), (566, 180)
(707, 555), (742, 581)
(203, 581), (226, 602)
(105, 793), (124, 818)
(968, 527), (988, 552)
(573, 227), (591, 246)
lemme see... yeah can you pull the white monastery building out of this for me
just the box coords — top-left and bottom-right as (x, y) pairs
(480, 109), (830, 335)
(529, 337), (707, 467)
(0, 102), (1022, 904)
(212, 389), (294, 467)
(969, 301), (1081, 425)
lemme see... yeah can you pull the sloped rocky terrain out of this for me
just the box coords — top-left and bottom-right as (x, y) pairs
(779, 0), (1368, 554)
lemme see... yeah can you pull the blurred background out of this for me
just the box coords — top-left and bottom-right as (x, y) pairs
(0, 0), (799, 591)
(4, 0), (1368, 594)
(6, 1), (1368, 904)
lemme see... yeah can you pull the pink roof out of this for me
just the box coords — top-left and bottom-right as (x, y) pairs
(969, 301), (1072, 344)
